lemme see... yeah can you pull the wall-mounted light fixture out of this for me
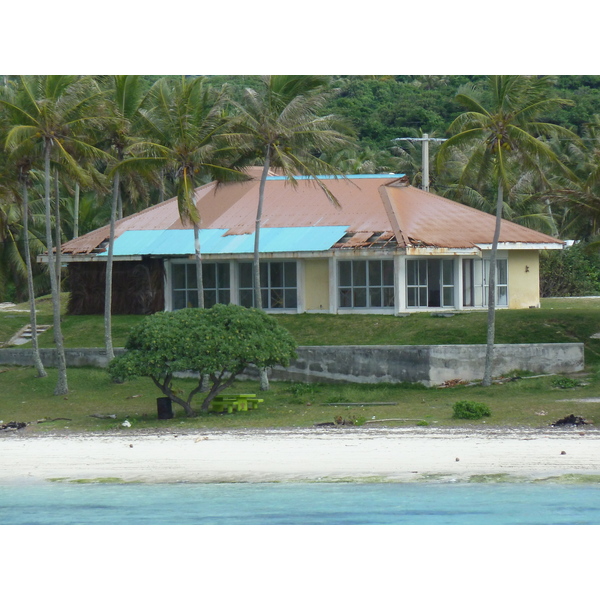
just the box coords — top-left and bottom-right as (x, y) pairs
(525, 265), (530, 273)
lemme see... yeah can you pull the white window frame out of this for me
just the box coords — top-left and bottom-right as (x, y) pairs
(406, 258), (456, 309)
(462, 256), (508, 308)
(167, 260), (231, 310)
(336, 258), (395, 311)
(238, 261), (299, 311)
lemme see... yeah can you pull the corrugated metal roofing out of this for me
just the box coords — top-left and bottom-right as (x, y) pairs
(61, 173), (563, 257)
(101, 226), (349, 257)
(385, 186), (560, 248)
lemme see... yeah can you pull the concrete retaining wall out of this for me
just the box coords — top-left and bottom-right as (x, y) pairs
(0, 343), (584, 386)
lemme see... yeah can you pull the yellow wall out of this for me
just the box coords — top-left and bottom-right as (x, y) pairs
(304, 259), (330, 311)
(508, 250), (540, 308)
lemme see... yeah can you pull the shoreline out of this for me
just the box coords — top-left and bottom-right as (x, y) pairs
(2, 426), (600, 484)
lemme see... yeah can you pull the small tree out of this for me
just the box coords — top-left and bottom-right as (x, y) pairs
(108, 304), (297, 416)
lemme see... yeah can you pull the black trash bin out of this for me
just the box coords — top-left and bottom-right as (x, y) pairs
(157, 397), (174, 419)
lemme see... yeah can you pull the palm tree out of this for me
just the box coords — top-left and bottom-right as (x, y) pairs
(539, 118), (600, 240)
(231, 75), (354, 311)
(132, 76), (243, 308)
(230, 75), (354, 391)
(17, 161), (47, 377)
(0, 75), (108, 394)
(437, 75), (577, 386)
(98, 75), (153, 361)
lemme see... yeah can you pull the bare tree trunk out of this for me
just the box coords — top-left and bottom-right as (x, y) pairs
(482, 182), (503, 387)
(255, 150), (271, 391)
(22, 181), (47, 378)
(104, 171), (120, 362)
(44, 142), (68, 395)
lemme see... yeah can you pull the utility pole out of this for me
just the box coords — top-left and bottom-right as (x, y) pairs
(392, 133), (447, 192)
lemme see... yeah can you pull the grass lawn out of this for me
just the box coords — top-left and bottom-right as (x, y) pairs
(2, 295), (600, 362)
(2, 363), (600, 435)
(1, 295), (599, 433)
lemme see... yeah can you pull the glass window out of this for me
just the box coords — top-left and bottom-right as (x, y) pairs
(238, 262), (298, 309)
(171, 262), (230, 310)
(463, 258), (508, 308)
(407, 259), (455, 308)
(337, 260), (395, 309)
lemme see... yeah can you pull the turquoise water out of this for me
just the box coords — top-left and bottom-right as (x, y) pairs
(2, 481), (600, 524)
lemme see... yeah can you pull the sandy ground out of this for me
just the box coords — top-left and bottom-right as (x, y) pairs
(2, 426), (600, 484)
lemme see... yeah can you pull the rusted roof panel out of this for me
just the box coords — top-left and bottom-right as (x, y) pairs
(385, 186), (561, 248)
(60, 174), (562, 257)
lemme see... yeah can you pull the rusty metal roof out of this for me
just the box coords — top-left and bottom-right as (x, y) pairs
(61, 174), (562, 257)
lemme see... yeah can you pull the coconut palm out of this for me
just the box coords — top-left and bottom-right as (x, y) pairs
(437, 75), (577, 386)
(130, 76), (244, 308)
(96, 75), (157, 361)
(229, 75), (354, 391)
(231, 75), (354, 311)
(17, 162), (48, 377)
(0, 75), (109, 394)
(539, 118), (600, 240)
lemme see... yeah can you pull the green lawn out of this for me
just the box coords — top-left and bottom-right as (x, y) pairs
(2, 295), (600, 365)
(1, 295), (599, 433)
(1, 365), (599, 434)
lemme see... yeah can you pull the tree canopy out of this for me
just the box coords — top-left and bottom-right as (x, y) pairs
(108, 304), (298, 416)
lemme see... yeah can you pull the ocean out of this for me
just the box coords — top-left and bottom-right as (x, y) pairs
(2, 480), (600, 525)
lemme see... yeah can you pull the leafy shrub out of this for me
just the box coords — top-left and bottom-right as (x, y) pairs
(452, 400), (491, 420)
(551, 376), (580, 389)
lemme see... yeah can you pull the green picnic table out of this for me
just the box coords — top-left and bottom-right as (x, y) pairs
(210, 394), (264, 413)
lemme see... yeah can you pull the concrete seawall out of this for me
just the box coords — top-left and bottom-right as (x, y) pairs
(0, 343), (584, 386)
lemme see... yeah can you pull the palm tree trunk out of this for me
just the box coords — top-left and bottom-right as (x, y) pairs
(22, 181), (47, 378)
(482, 181), (503, 386)
(254, 148), (271, 311)
(545, 199), (559, 238)
(255, 149), (271, 391)
(104, 171), (120, 362)
(73, 182), (80, 239)
(194, 223), (204, 308)
(159, 169), (165, 203)
(44, 141), (68, 395)
(54, 170), (62, 289)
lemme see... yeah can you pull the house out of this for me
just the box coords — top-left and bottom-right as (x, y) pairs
(59, 172), (563, 316)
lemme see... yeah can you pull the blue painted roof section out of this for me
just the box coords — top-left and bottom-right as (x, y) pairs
(102, 226), (349, 256)
(266, 174), (405, 180)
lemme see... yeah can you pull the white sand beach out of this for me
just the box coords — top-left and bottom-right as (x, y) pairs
(2, 426), (600, 484)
